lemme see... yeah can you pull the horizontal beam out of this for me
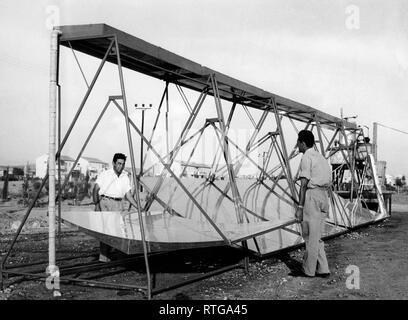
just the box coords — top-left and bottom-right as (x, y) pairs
(58, 24), (356, 129)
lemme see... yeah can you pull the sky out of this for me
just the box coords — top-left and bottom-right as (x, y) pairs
(0, 0), (407, 176)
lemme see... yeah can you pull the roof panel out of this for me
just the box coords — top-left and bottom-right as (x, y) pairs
(58, 24), (356, 130)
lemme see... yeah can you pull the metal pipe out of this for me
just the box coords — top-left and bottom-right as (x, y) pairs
(176, 84), (193, 114)
(47, 27), (60, 285)
(3, 271), (148, 292)
(242, 105), (257, 128)
(68, 41), (90, 88)
(114, 37), (152, 299)
(272, 99), (298, 203)
(4, 253), (97, 271)
(373, 122), (378, 162)
(152, 263), (242, 295)
(165, 81), (170, 160)
(57, 83), (62, 243)
(140, 109), (145, 177)
(231, 219), (297, 244)
(314, 115), (325, 155)
(209, 181), (267, 221)
(57, 36), (62, 244)
(211, 74), (245, 223)
(211, 122), (247, 223)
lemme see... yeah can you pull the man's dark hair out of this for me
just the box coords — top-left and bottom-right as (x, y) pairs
(113, 153), (127, 163)
(298, 130), (315, 148)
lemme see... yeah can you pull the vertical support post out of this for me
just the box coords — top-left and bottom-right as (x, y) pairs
(2, 168), (9, 201)
(140, 109), (145, 178)
(350, 129), (359, 202)
(373, 122), (378, 162)
(57, 46), (62, 244)
(47, 27), (60, 291)
(23, 163), (28, 205)
(242, 240), (250, 274)
(114, 37), (152, 299)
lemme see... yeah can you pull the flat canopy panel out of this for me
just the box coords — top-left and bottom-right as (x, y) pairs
(58, 24), (356, 130)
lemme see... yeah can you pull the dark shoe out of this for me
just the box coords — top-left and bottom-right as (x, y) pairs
(316, 272), (331, 278)
(288, 270), (314, 278)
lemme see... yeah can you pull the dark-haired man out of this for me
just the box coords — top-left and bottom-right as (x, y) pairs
(93, 153), (141, 262)
(295, 130), (332, 278)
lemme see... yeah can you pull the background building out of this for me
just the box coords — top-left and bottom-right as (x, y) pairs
(77, 156), (109, 179)
(36, 154), (78, 179)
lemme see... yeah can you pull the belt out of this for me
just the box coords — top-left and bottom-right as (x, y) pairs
(307, 186), (329, 191)
(100, 195), (122, 201)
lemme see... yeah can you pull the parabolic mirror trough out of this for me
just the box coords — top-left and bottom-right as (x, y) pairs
(57, 24), (389, 257)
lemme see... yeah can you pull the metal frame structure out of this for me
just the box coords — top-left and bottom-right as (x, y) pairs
(0, 24), (390, 299)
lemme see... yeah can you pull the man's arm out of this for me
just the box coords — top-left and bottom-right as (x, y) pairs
(93, 183), (101, 211)
(295, 177), (309, 221)
(125, 190), (146, 211)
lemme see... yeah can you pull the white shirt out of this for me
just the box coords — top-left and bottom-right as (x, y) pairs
(96, 168), (131, 198)
(298, 148), (332, 189)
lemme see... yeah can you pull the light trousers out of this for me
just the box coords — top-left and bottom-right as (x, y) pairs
(302, 188), (330, 276)
(98, 197), (123, 260)
(99, 197), (124, 211)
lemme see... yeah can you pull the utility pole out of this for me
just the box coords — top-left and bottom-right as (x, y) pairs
(134, 103), (152, 179)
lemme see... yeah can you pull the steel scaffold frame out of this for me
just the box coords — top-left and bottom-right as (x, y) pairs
(0, 26), (390, 299)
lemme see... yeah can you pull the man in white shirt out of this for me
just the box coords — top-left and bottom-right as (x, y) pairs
(294, 130), (332, 278)
(93, 153), (141, 261)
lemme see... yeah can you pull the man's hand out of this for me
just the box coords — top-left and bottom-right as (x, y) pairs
(125, 190), (147, 211)
(120, 210), (131, 218)
(295, 207), (303, 221)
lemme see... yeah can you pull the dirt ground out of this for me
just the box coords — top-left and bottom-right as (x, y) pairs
(1, 181), (408, 300)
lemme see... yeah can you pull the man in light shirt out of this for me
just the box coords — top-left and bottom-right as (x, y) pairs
(293, 130), (332, 278)
(93, 153), (141, 261)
